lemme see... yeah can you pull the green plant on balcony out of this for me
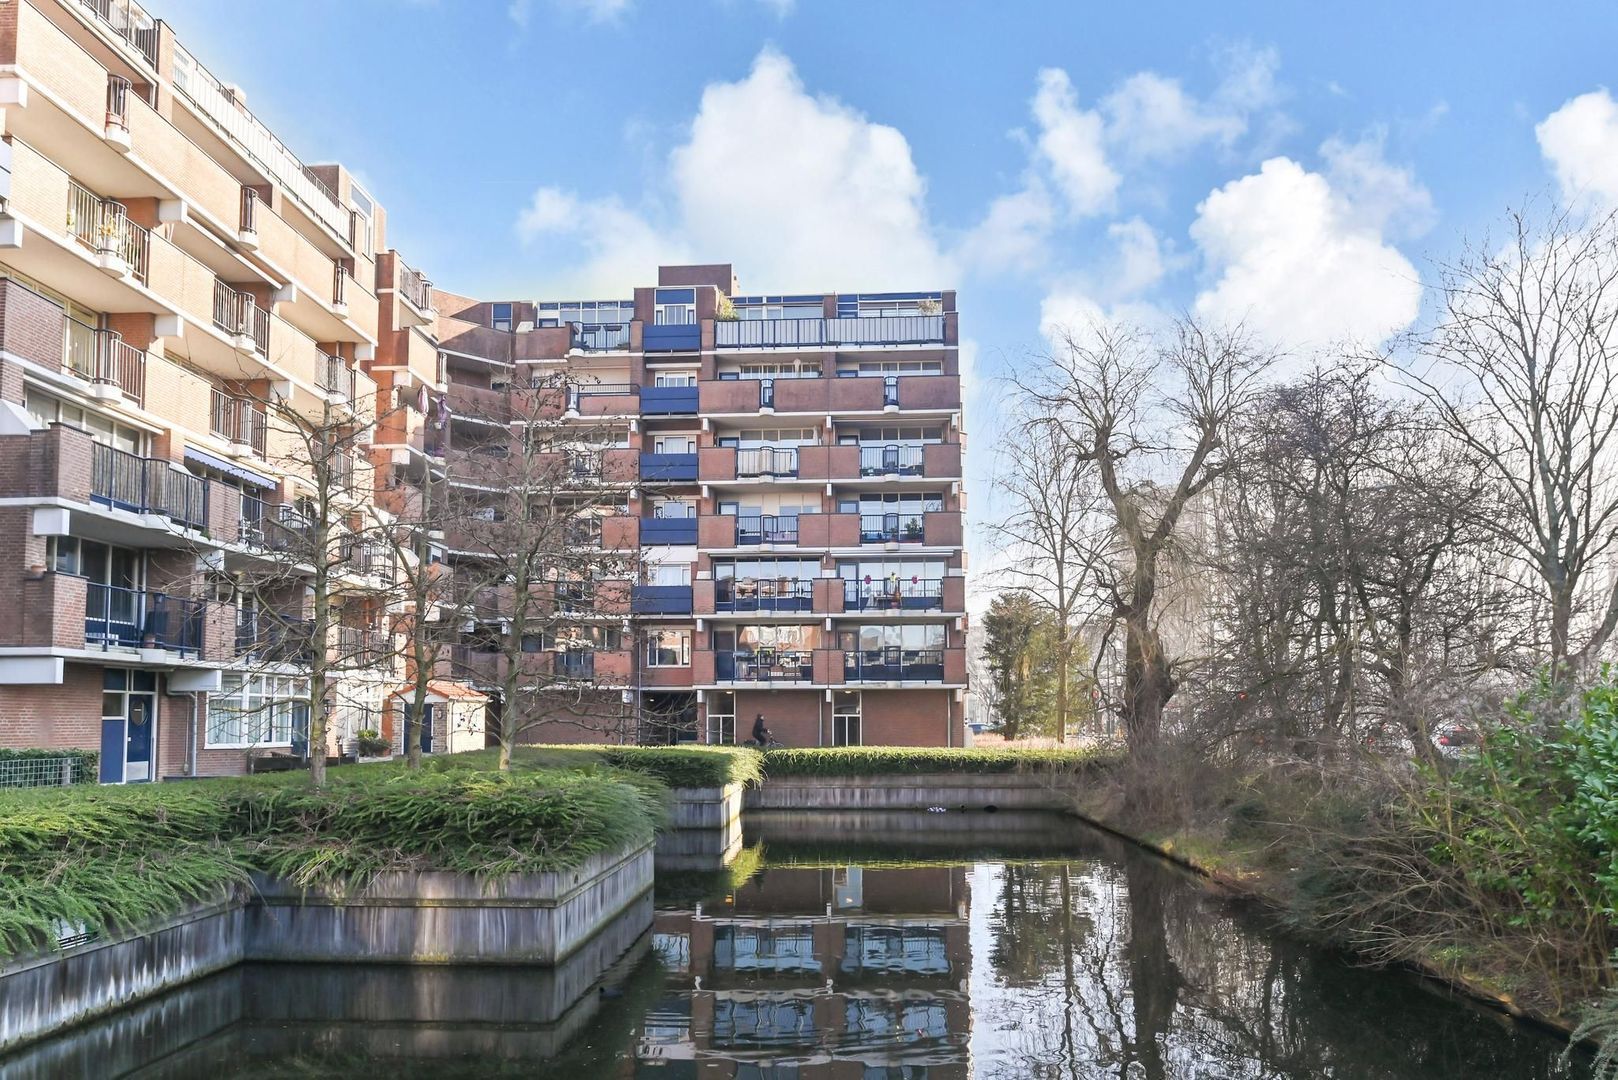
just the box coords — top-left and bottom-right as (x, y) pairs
(917, 298), (941, 315)
(903, 519), (924, 541)
(715, 295), (738, 321)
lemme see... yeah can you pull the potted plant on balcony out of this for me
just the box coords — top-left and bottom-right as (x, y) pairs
(716, 295), (739, 322)
(917, 298), (941, 315)
(355, 728), (391, 760)
(903, 518), (925, 542)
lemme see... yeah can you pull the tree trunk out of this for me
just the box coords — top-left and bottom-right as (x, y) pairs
(1055, 632), (1070, 745)
(1123, 615), (1171, 754)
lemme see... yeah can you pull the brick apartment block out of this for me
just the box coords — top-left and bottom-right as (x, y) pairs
(0, 0), (968, 781)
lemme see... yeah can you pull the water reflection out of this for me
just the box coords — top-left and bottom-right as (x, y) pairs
(1, 813), (1590, 1078)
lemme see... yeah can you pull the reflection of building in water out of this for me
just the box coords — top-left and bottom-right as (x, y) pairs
(642, 865), (971, 1078)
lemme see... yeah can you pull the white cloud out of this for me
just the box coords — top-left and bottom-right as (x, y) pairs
(516, 188), (687, 295)
(1032, 68), (1119, 217)
(1102, 72), (1245, 161)
(517, 49), (950, 293)
(1536, 88), (1618, 209)
(1190, 156), (1422, 348)
(1321, 131), (1436, 239)
(1107, 217), (1171, 295)
(958, 182), (1055, 273)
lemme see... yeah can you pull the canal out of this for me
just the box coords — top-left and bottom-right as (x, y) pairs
(0, 811), (1589, 1078)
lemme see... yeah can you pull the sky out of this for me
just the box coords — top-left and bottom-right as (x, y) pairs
(155, 0), (1618, 597)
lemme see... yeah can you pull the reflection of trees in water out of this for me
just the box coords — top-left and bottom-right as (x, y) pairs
(978, 851), (1575, 1079)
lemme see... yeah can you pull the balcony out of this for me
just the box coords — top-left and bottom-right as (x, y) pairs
(397, 260), (434, 316)
(447, 382), (512, 425)
(236, 612), (315, 665)
(570, 323), (631, 351)
(736, 514), (799, 545)
(105, 75), (132, 148)
(715, 578), (814, 613)
(77, 0), (160, 67)
(843, 648), (945, 683)
(736, 447), (800, 479)
(715, 650), (814, 682)
(85, 585), (205, 658)
(66, 180), (150, 284)
(210, 390), (267, 459)
(319, 353), (357, 403)
(640, 385), (700, 416)
(63, 318), (143, 403)
(641, 453), (698, 483)
(91, 444), (210, 531)
(334, 625), (391, 665)
(552, 650), (595, 680)
(644, 323), (701, 352)
(859, 444), (925, 477)
(632, 585), (694, 615)
(641, 517), (698, 545)
(859, 514), (925, 544)
(332, 263), (350, 314)
(843, 577), (945, 612)
(714, 315), (946, 349)
(566, 383), (640, 417)
(700, 373), (960, 415)
(212, 280), (269, 356)
(171, 43), (349, 240)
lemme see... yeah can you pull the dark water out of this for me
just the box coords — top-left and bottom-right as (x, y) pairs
(1, 811), (1590, 1078)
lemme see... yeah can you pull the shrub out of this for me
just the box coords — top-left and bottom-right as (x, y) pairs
(0, 747), (99, 787)
(762, 746), (1113, 777)
(498, 744), (765, 788)
(354, 729), (391, 757)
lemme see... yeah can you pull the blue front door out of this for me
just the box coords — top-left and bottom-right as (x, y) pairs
(124, 694), (153, 782)
(405, 703), (435, 753)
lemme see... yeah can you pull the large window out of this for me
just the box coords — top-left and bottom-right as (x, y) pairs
(833, 691), (861, 746)
(25, 388), (142, 453)
(646, 630), (691, 667)
(653, 288), (695, 325)
(490, 302), (513, 332)
(707, 690), (735, 745)
(206, 674), (310, 748)
(537, 300), (634, 327)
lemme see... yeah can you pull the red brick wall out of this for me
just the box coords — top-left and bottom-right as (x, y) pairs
(0, 663), (101, 751)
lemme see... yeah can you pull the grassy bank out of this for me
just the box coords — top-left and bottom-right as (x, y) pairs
(0, 761), (662, 959)
(762, 745), (1114, 776)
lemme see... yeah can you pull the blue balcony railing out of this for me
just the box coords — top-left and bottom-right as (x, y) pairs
(570, 322), (631, 351)
(85, 584), (205, 657)
(843, 648), (944, 682)
(736, 514), (798, 545)
(858, 444), (925, 476)
(716, 649), (814, 682)
(91, 443), (210, 531)
(843, 577), (944, 612)
(859, 514), (925, 543)
(640, 453), (698, 482)
(716, 578), (814, 613)
(632, 584), (694, 614)
(640, 385), (699, 416)
(714, 315), (945, 349)
(553, 651), (595, 679)
(641, 517), (698, 545)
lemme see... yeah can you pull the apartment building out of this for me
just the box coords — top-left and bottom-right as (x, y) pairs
(402, 264), (970, 748)
(0, 0), (968, 777)
(0, 0), (410, 780)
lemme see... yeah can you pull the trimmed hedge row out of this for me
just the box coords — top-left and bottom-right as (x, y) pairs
(0, 747), (99, 787)
(761, 746), (1115, 776)
(0, 764), (661, 958)
(447, 745), (765, 789)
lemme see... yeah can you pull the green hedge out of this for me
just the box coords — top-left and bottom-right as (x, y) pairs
(762, 746), (1115, 776)
(466, 745), (764, 789)
(0, 747), (99, 786)
(0, 765), (660, 957)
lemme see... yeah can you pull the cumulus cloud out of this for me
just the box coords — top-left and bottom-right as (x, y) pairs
(1321, 130), (1436, 238)
(1190, 156), (1422, 347)
(1536, 88), (1618, 209)
(516, 49), (951, 292)
(516, 188), (686, 295)
(1032, 69), (1119, 217)
(1100, 44), (1279, 162)
(957, 182), (1056, 273)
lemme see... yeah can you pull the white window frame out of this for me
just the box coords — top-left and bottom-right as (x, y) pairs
(646, 630), (692, 667)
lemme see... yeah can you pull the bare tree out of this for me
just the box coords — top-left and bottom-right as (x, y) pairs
(1024, 319), (1273, 754)
(1401, 206), (1618, 674)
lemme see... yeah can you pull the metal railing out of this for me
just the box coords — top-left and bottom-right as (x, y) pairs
(212, 280), (268, 354)
(339, 535), (390, 576)
(240, 185), (259, 234)
(736, 514), (799, 545)
(333, 263), (349, 308)
(237, 612), (314, 664)
(106, 75), (132, 131)
(566, 382), (638, 410)
(716, 578), (814, 613)
(566, 518), (603, 548)
(330, 449), (356, 490)
(843, 577), (944, 611)
(570, 322), (631, 351)
(335, 625), (389, 664)
(90, 443), (209, 529)
(554, 651), (595, 679)
(859, 513), (925, 543)
(397, 261), (432, 310)
(859, 444), (925, 476)
(78, 0), (159, 67)
(66, 180), (149, 282)
(843, 648), (946, 682)
(85, 584), (205, 657)
(170, 43), (349, 239)
(64, 317), (144, 401)
(321, 354), (356, 401)
(736, 446), (800, 479)
(0, 756), (93, 788)
(715, 315), (946, 348)
(210, 388), (266, 455)
(716, 649), (814, 682)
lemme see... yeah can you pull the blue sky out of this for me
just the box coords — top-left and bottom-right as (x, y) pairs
(157, 0), (1618, 581)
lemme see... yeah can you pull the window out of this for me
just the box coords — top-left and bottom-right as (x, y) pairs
(833, 691), (861, 746)
(654, 288), (695, 325)
(653, 371), (698, 387)
(654, 434), (697, 454)
(490, 302), (513, 332)
(653, 498), (696, 519)
(25, 389), (142, 453)
(350, 186), (375, 256)
(49, 537), (142, 587)
(537, 300), (634, 327)
(647, 563), (692, 586)
(647, 630), (691, 667)
(707, 690), (735, 745)
(206, 674), (310, 748)
(734, 297), (823, 320)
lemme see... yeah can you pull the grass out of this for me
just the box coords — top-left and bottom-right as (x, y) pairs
(0, 760), (663, 958)
(762, 745), (1116, 776)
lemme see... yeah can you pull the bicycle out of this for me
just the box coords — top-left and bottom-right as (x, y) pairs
(747, 735), (785, 750)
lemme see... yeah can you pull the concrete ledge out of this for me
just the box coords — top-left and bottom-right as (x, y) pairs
(656, 782), (746, 871)
(746, 772), (1076, 812)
